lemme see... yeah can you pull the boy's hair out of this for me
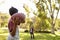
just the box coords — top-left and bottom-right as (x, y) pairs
(9, 7), (18, 16)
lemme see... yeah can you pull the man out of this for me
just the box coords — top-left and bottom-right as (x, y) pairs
(7, 7), (25, 40)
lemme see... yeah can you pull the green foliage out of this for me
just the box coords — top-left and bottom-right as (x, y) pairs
(23, 0), (60, 32)
(55, 7), (59, 10)
(0, 13), (10, 27)
(23, 4), (30, 17)
(23, 4), (30, 13)
(58, 0), (60, 3)
(33, 17), (41, 31)
(55, 19), (60, 30)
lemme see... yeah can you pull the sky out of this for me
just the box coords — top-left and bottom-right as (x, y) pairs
(0, 0), (36, 18)
(0, 0), (60, 18)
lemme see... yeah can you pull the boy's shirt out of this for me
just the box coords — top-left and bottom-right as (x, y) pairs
(30, 28), (33, 33)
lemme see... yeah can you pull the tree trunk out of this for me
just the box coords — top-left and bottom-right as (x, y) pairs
(49, 0), (55, 34)
(51, 19), (55, 34)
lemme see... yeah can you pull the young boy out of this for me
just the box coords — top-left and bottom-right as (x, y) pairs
(7, 7), (25, 40)
(30, 23), (34, 39)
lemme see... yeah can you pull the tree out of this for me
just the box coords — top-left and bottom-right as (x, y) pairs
(23, 0), (50, 32)
(23, 0), (60, 34)
(23, 4), (34, 30)
(0, 13), (9, 27)
(33, 0), (60, 34)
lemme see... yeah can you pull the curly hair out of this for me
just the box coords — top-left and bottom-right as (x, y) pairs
(9, 7), (18, 16)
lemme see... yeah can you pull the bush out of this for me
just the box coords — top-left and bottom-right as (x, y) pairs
(35, 31), (51, 33)
(24, 30), (29, 32)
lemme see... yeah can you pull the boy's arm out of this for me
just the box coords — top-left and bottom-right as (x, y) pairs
(8, 21), (16, 37)
(10, 24), (16, 37)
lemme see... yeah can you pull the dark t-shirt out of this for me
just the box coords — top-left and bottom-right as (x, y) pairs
(30, 28), (34, 34)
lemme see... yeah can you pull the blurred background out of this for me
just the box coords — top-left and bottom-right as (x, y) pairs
(0, 0), (60, 40)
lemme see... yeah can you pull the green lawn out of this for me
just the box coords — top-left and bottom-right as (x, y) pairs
(0, 29), (60, 40)
(20, 33), (60, 40)
(0, 33), (60, 40)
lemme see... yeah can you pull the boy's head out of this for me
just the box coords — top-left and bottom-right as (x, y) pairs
(9, 7), (18, 16)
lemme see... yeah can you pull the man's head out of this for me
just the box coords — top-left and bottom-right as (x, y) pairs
(9, 7), (18, 16)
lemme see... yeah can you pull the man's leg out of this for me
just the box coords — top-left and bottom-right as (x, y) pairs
(14, 38), (19, 40)
(7, 36), (14, 40)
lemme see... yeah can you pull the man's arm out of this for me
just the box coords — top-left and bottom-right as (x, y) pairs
(8, 21), (16, 37)
(10, 24), (16, 37)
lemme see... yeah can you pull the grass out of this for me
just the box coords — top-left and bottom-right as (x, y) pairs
(20, 33), (60, 40)
(0, 29), (60, 40)
(0, 33), (60, 40)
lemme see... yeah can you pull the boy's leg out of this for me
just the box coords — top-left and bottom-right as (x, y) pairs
(30, 34), (32, 39)
(33, 34), (34, 39)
